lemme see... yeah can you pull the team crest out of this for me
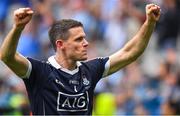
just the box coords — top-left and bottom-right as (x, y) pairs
(82, 77), (89, 85)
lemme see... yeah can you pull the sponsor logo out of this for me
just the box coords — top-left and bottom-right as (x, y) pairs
(57, 91), (89, 112)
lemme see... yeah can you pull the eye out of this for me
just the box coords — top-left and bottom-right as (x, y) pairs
(75, 37), (84, 42)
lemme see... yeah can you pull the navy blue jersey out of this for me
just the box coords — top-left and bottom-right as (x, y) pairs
(23, 56), (109, 115)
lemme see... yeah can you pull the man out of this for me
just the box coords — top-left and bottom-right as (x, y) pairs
(0, 3), (161, 115)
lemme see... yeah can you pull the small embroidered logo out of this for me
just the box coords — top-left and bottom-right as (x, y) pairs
(55, 79), (65, 87)
(83, 77), (89, 85)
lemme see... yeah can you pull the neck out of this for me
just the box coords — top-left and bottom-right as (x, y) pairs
(55, 53), (77, 70)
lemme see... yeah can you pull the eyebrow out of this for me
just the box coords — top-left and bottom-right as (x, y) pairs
(75, 35), (86, 39)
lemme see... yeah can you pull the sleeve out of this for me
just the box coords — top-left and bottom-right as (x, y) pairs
(23, 58), (47, 92)
(86, 57), (109, 85)
(20, 59), (32, 79)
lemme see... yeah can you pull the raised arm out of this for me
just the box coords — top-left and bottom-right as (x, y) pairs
(107, 4), (161, 75)
(0, 8), (33, 78)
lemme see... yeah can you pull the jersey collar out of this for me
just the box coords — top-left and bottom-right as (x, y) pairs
(48, 56), (82, 75)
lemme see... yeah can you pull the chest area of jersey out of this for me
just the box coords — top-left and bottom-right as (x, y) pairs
(47, 70), (91, 92)
(44, 70), (92, 112)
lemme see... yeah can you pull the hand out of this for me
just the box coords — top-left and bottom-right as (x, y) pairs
(13, 8), (34, 29)
(146, 4), (161, 23)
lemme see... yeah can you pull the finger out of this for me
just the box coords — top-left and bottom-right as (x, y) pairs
(146, 3), (155, 9)
(15, 8), (26, 16)
(15, 8), (33, 15)
(148, 7), (158, 15)
(154, 5), (160, 9)
(14, 8), (33, 19)
(147, 4), (160, 14)
(146, 3), (160, 12)
(26, 10), (34, 15)
(15, 9), (25, 15)
(151, 6), (160, 14)
(14, 10), (25, 19)
(24, 8), (34, 15)
(149, 4), (160, 10)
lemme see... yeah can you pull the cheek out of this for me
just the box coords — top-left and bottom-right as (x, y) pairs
(74, 46), (81, 51)
(66, 44), (81, 54)
(70, 44), (82, 52)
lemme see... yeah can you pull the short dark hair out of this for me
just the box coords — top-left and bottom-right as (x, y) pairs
(48, 19), (83, 51)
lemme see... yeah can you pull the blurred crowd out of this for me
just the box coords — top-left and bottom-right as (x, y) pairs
(0, 0), (180, 115)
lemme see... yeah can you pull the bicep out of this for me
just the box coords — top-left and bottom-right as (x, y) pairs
(6, 53), (30, 78)
(107, 49), (136, 75)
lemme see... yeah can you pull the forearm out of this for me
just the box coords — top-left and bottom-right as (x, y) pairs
(123, 20), (156, 60)
(107, 4), (160, 75)
(0, 25), (24, 62)
(0, 8), (33, 77)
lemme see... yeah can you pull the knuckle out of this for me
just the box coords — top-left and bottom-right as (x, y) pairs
(146, 4), (150, 8)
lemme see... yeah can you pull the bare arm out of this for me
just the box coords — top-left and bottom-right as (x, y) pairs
(107, 4), (161, 75)
(0, 8), (33, 78)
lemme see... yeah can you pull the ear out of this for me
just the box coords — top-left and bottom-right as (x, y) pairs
(56, 40), (64, 50)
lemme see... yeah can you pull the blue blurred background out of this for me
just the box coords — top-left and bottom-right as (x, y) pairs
(0, 0), (180, 115)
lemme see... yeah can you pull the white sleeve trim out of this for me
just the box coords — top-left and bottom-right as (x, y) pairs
(21, 59), (32, 79)
(103, 59), (110, 77)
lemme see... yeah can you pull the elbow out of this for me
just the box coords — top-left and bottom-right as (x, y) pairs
(0, 55), (9, 63)
(0, 52), (3, 61)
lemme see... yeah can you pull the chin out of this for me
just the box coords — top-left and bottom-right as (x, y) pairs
(79, 56), (88, 61)
(80, 57), (88, 61)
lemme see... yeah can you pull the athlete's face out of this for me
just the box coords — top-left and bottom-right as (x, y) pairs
(60, 27), (89, 61)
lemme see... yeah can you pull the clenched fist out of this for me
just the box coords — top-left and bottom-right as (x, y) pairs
(146, 4), (161, 23)
(14, 8), (34, 29)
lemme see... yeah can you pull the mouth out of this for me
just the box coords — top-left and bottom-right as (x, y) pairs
(82, 50), (88, 56)
(82, 50), (87, 53)
(83, 52), (87, 55)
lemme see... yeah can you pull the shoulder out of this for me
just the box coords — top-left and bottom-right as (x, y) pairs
(80, 57), (109, 70)
(84, 57), (109, 65)
(27, 57), (54, 71)
(24, 57), (56, 82)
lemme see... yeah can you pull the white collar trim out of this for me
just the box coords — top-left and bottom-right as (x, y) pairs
(48, 56), (82, 75)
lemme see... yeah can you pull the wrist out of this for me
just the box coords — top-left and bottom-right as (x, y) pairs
(145, 19), (156, 27)
(13, 24), (25, 32)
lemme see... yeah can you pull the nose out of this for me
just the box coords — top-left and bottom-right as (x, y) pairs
(83, 39), (89, 47)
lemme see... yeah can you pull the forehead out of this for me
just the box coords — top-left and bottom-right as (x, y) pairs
(68, 27), (86, 38)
